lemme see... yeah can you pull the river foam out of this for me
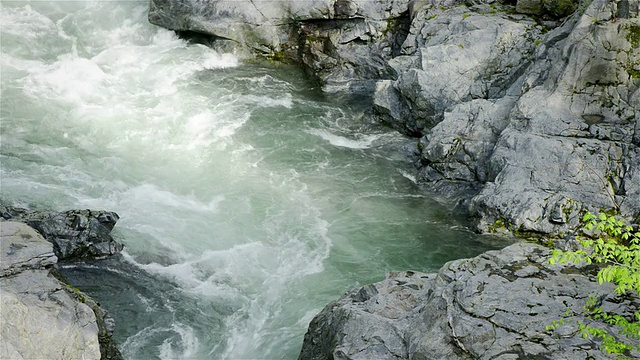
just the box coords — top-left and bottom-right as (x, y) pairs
(1, 1), (508, 359)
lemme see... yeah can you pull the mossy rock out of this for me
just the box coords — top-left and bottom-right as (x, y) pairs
(625, 24), (640, 48)
(542, 0), (578, 18)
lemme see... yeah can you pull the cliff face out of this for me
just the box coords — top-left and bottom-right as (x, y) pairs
(149, 0), (639, 237)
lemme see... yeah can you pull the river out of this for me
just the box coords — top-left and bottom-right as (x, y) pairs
(0, 1), (509, 358)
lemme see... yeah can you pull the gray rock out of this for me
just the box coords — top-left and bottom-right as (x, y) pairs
(379, 0), (639, 234)
(299, 242), (640, 359)
(1, 270), (101, 360)
(470, 1), (640, 233)
(1, 222), (57, 277)
(1, 204), (123, 261)
(377, 4), (539, 136)
(0, 221), (123, 360)
(148, 0), (411, 90)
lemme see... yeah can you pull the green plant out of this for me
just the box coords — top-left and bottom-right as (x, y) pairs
(66, 284), (86, 303)
(548, 212), (640, 355)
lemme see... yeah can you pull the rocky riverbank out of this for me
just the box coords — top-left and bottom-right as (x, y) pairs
(149, 0), (639, 237)
(147, 0), (639, 358)
(298, 241), (640, 359)
(1, 207), (124, 360)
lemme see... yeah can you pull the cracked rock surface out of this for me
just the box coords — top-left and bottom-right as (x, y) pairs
(0, 221), (123, 360)
(376, 0), (640, 234)
(298, 242), (640, 359)
(1, 204), (123, 261)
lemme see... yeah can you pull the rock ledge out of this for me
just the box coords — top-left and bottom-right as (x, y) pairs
(299, 242), (640, 359)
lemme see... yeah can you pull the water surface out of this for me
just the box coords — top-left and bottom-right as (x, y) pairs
(0, 1), (509, 358)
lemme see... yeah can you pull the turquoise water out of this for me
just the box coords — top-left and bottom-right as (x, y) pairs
(0, 1), (509, 358)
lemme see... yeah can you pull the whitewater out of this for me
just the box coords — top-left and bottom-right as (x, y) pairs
(0, 1), (507, 358)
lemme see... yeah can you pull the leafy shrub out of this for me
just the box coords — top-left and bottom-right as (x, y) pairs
(548, 212), (640, 355)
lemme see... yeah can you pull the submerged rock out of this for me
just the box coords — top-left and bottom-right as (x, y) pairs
(299, 242), (640, 359)
(0, 221), (123, 360)
(1, 204), (123, 261)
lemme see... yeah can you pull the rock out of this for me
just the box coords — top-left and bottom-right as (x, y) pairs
(0, 221), (123, 360)
(516, 0), (544, 15)
(377, 4), (539, 137)
(299, 242), (640, 359)
(470, 1), (640, 233)
(1, 204), (123, 261)
(378, 0), (639, 234)
(0, 222), (57, 277)
(148, 0), (411, 91)
(148, 0), (639, 235)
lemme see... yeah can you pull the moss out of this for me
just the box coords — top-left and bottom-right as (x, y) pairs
(462, 13), (471, 19)
(487, 218), (508, 233)
(534, 39), (542, 46)
(268, 51), (287, 62)
(628, 67), (640, 80)
(625, 24), (640, 48)
(66, 284), (86, 303)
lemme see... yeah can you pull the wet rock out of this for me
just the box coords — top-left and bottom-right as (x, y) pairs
(299, 242), (640, 359)
(0, 221), (123, 360)
(148, 0), (411, 91)
(1, 204), (123, 261)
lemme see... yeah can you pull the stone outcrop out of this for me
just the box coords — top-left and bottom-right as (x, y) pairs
(1, 204), (123, 261)
(299, 242), (640, 359)
(376, 0), (640, 235)
(0, 221), (122, 360)
(147, 0), (639, 237)
(0, 221), (123, 360)
(148, 0), (412, 91)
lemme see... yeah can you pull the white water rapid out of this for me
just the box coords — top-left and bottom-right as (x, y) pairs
(0, 1), (508, 358)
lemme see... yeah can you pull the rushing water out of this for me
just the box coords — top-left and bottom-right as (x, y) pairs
(1, 1), (510, 359)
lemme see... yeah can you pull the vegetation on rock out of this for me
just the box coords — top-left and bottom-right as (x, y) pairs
(549, 212), (640, 356)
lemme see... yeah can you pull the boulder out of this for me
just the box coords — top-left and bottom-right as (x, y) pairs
(1, 205), (123, 261)
(470, 1), (640, 233)
(0, 221), (123, 360)
(299, 242), (640, 359)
